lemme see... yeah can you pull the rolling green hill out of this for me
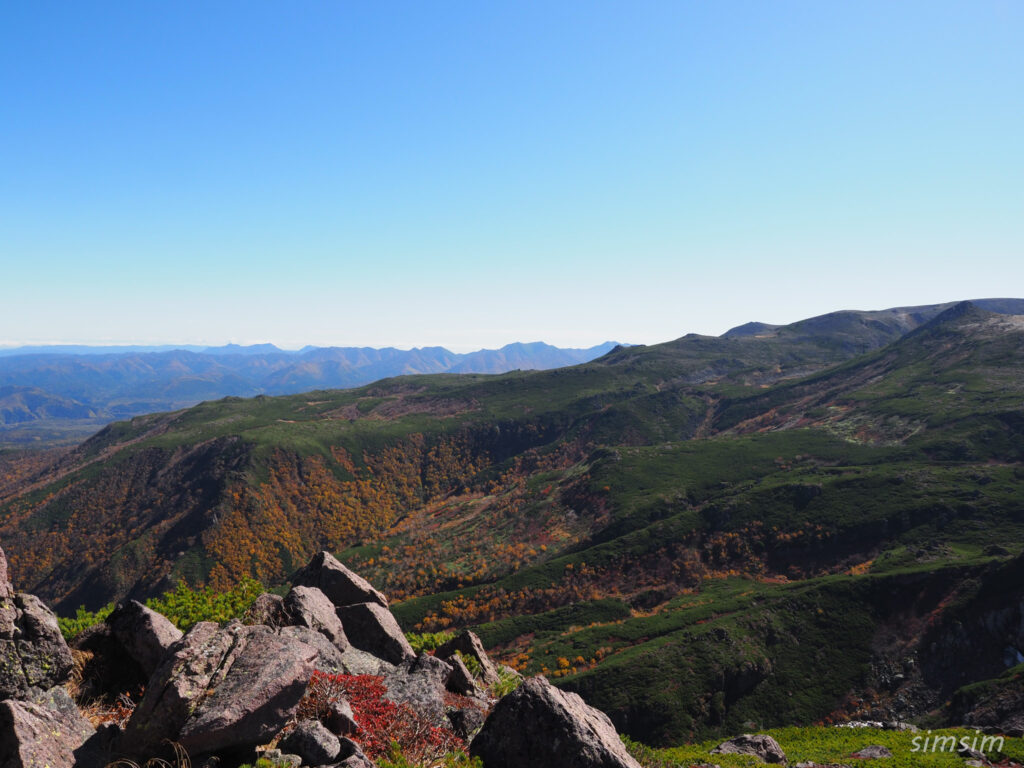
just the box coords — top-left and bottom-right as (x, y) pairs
(1, 299), (1022, 745)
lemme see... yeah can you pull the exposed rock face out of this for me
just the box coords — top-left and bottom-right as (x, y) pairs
(121, 621), (326, 759)
(446, 653), (481, 696)
(278, 720), (341, 766)
(106, 599), (183, 677)
(292, 551), (388, 608)
(283, 586), (350, 651)
(384, 653), (453, 726)
(436, 630), (500, 686)
(0, 547), (74, 700)
(470, 675), (642, 768)
(448, 704), (487, 740)
(711, 734), (787, 764)
(0, 696), (95, 768)
(337, 602), (414, 664)
(336, 737), (375, 768)
(244, 593), (287, 626)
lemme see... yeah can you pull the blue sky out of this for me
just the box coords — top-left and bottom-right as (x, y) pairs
(2, 2), (1021, 351)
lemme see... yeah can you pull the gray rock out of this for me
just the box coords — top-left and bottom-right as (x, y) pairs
(279, 626), (347, 673)
(336, 737), (375, 768)
(0, 589), (74, 700)
(293, 552), (388, 608)
(0, 696), (95, 768)
(122, 621), (331, 758)
(257, 749), (301, 768)
(448, 704), (487, 740)
(278, 720), (341, 765)
(283, 586), (350, 651)
(711, 734), (787, 764)
(106, 599), (183, 677)
(336, 602), (414, 664)
(850, 745), (893, 759)
(446, 653), (481, 696)
(325, 697), (358, 736)
(383, 653), (452, 726)
(436, 630), (500, 687)
(470, 675), (642, 768)
(244, 593), (287, 627)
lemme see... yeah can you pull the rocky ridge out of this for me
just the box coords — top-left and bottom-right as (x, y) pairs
(0, 549), (639, 768)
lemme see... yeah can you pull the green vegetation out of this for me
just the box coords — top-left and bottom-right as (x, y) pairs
(58, 576), (263, 640)
(627, 726), (1024, 767)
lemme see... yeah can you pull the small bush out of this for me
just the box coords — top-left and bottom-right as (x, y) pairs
(405, 630), (455, 654)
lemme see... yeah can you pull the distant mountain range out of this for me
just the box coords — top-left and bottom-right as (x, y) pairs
(0, 340), (622, 444)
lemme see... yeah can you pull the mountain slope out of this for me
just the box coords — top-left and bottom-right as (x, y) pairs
(1, 300), (1023, 745)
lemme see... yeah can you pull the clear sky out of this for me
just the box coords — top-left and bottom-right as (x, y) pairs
(2, 2), (1021, 351)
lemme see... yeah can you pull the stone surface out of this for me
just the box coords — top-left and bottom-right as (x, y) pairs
(283, 586), (350, 651)
(383, 653), (452, 726)
(470, 675), (642, 768)
(244, 593), (287, 626)
(711, 734), (787, 764)
(448, 704), (487, 740)
(278, 720), (341, 766)
(336, 737), (375, 768)
(279, 626), (347, 673)
(436, 630), (500, 686)
(850, 745), (893, 759)
(72, 624), (148, 703)
(446, 652), (481, 696)
(336, 602), (414, 664)
(122, 621), (328, 758)
(293, 551), (388, 608)
(325, 697), (358, 736)
(106, 599), (183, 677)
(0, 589), (75, 700)
(0, 696), (95, 768)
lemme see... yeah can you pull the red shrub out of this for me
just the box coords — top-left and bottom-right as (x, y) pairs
(298, 671), (464, 763)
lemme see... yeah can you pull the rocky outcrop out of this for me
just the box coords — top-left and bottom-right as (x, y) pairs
(470, 675), (642, 768)
(0, 696), (95, 768)
(384, 653), (453, 726)
(0, 547), (74, 701)
(292, 551), (388, 608)
(106, 599), (183, 677)
(244, 593), (286, 626)
(436, 630), (500, 686)
(283, 585), (349, 651)
(850, 745), (893, 759)
(337, 602), (414, 664)
(121, 620), (329, 759)
(711, 734), (787, 764)
(446, 653), (481, 696)
(278, 720), (341, 766)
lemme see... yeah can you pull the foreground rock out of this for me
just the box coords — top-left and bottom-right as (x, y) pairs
(384, 653), (453, 725)
(470, 675), (642, 768)
(711, 734), (787, 764)
(436, 630), (501, 687)
(292, 551), (389, 608)
(0, 547), (74, 700)
(278, 720), (341, 766)
(283, 586), (350, 651)
(337, 602), (414, 664)
(0, 696), (95, 768)
(106, 599), (183, 677)
(121, 620), (331, 759)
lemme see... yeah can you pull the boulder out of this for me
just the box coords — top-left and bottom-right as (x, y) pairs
(446, 653), (481, 696)
(336, 602), (414, 664)
(106, 599), (183, 677)
(711, 734), (787, 764)
(121, 621), (328, 759)
(336, 737), (375, 768)
(278, 720), (341, 766)
(244, 593), (287, 626)
(850, 745), (893, 759)
(279, 626), (347, 673)
(436, 630), (500, 686)
(470, 675), (642, 768)
(383, 653), (452, 726)
(325, 697), (358, 736)
(71, 624), (148, 703)
(0, 590), (74, 700)
(448, 704), (487, 740)
(293, 552), (388, 608)
(0, 696), (95, 768)
(283, 586), (350, 651)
